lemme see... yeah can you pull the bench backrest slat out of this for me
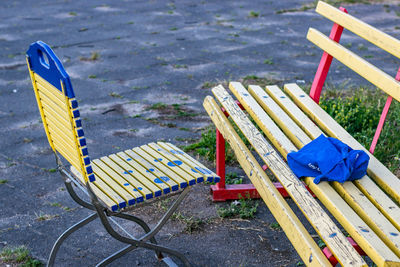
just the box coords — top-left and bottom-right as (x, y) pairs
(316, 1), (400, 59)
(307, 28), (400, 102)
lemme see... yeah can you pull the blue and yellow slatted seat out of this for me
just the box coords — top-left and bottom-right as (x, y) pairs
(26, 41), (219, 267)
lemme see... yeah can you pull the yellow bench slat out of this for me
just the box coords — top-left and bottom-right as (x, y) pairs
(284, 83), (400, 205)
(128, 148), (189, 188)
(231, 83), (400, 264)
(116, 151), (178, 192)
(108, 154), (167, 195)
(228, 82), (297, 157)
(70, 166), (120, 211)
(36, 85), (69, 114)
(203, 95), (332, 267)
(140, 144), (199, 185)
(95, 157), (154, 200)
(307, 28), (400, 102)
(246, 83), (312, 147)
(151, 142), (209, 183)
(158, 142), (219, 183)
(44, 113), (76, 145)
(212, 84), (366, 267)
(41, 99), (72, 128)
(316, 1), (400, 59)
(265, 84), (322, 139)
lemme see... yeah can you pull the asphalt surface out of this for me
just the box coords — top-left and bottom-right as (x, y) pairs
(1, 0), (400, 266)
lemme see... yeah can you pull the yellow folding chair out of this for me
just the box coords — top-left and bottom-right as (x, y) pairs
(26, 41), (219, 267)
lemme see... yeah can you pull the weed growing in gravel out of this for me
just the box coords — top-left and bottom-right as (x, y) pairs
(0, 246), (42, 267)
(225, 172), (243, 184)
(0, 179), (8, 184)
(217, 196), (258, 219)
(249, 11), (259, 18)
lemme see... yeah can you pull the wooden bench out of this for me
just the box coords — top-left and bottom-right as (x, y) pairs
(204, 1), (400, 266)
(26, 41), (219, 266)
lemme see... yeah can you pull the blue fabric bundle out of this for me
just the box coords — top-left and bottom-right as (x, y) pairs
(287, 134), (370, 184)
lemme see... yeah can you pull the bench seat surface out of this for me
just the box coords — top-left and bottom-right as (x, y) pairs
(71, 142), (219, 212)
(205, 82), (400, 266)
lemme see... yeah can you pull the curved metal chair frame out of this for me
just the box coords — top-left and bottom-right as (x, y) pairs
(47, 154), (191, 267)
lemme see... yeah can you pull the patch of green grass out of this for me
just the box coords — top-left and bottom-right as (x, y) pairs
(269, 222), (281, 230)
(0, 246), (42, 266)
(173, 64), (188, 69)
(68, 11), (77, 16)
(201, 81), (218, 89)
(169, 27), (178, 31)
(225, 172), (243, 184)
(35, 212), (59, 221)
(249, 11), (259, 18)
(263, 58), (274, 65)
(108, 92), (123, 98)
(88, 75), (97, 79)
(172, 212), (206, 234)
(147, 102), (168, 110)
(0, 179), (8, 184)
(357, 44), (368, 51)
(217, 196), (258, 219)
(172, 104), (198, 117)
(320, 86), (400, 171)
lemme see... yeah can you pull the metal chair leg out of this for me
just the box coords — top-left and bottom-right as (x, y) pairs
(47, 213), (98, 267)
(96, 245), (138, 266)
(92, 187), (192, 266)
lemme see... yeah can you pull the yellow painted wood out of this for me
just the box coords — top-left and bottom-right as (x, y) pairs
(203, 95), (332, 267)
(116, 151), (178, 191)
(333, 182), (400, 258)
(127, 148), (189, 187)
(139, 145), (197, 184)
(48, 129), (80, 164)
(232, 83), (400, 265)
(39, 94), (70, 123)
(246, 83), (312, 147)
(53, 143), (82, 173)
(158, 142), (219, 180)
(316, 1), (400, 59)
(95, 157), (153, 198)
(213, 84), (366, 266)
(41, 100), (71, 129)
(265, 84), (322, 139)
(70, 166), (119, 209)
(43, 113), (76, 144)
(284, 83), (400, 205)
(34, 74), (66, 102)
(28, 65), (54, 151)
(307, 28), (400, 102)
(228, 82), (297, 157)
(149, 142), (206, 183)
(108, 154), (169, 194)
(36, 86), (68, 114)
(46, 120), (76, 149)
(92, 159), (143, 200)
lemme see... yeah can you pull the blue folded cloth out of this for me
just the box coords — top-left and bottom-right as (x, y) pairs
(287, 134), (370, 184)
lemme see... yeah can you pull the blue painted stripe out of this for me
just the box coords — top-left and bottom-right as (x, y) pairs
(88, 174), (95, 182)
(128, 199), (135, 206)
(172, 185), (179, 191)
(73, 110), (80, 118)
(70, 99), (78, 109)
(137, 196), (144, 203)
(146, 193), (153, 200)
(197, 177), (204, 183)
(79, 138), (86, 146)
(189, 179), (195, 186)
(207, 177), (213, 183)
(119, 201), (126, 209)
(83, 157), (90, 165)
(86, 166), (93, 174)
(81, 147), (88, 156)
(111, 205), (119, 211)
(77, 129), (84, 137)
(155, 190), (162, 197)
(75, 119), (82, 128)
(180, 182), (188, 188)
(214, 177), (220, 183)
(163, 187), (170, 194)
